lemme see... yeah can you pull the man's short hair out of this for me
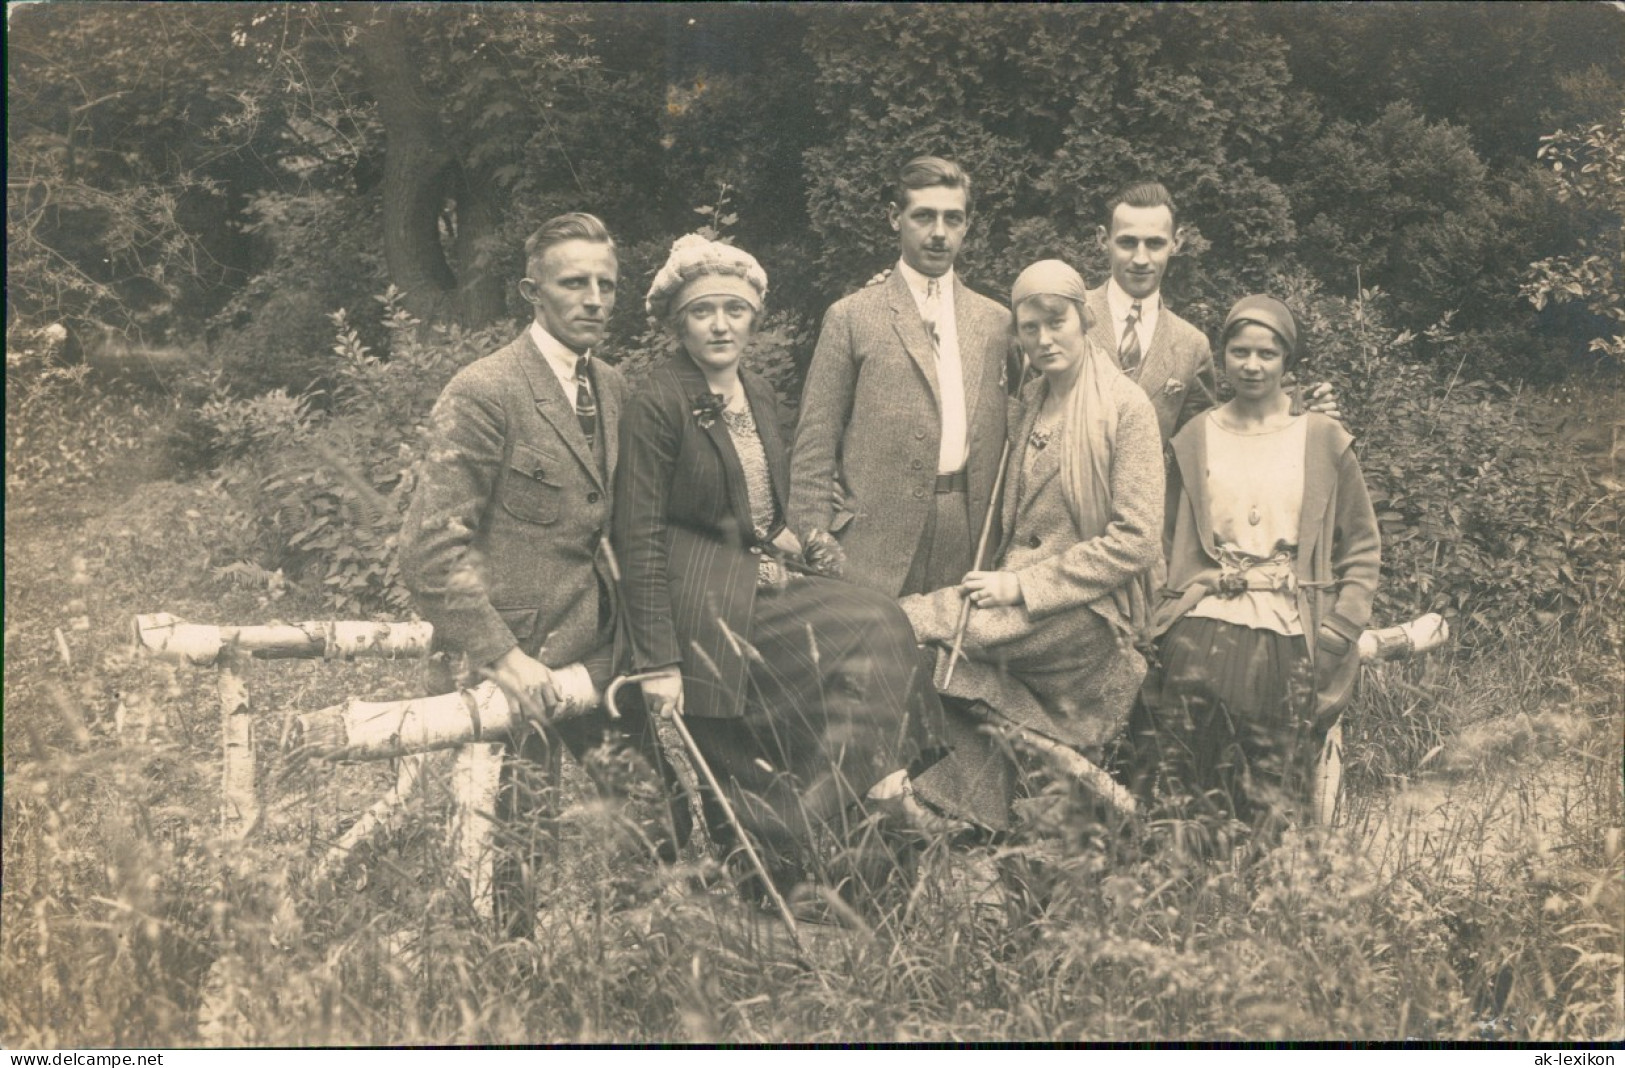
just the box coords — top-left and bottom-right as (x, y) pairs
(1105, 181), (1178, 232)
(892, 156), (974, 213)
(524, 213), (615, 272)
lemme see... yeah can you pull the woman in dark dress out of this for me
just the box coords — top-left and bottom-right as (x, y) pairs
(613, 235), (938, 889)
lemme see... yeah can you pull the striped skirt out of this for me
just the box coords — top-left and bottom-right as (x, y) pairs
(1134, 615), (1325, 832)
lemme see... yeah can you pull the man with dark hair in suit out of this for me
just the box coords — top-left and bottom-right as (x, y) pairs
(1087, 180), (1337, 439)
(789, 156), (1014, 597)
(400, 212), (633, 933)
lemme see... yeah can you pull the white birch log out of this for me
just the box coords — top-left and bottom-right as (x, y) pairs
(218, 647), (259, 839)
(1357, 613), (1449, 662)
(1311, 722), (1344, 826)
(308, 752), (430, 887)
(451, 743), (504, 921)
(995, 724), (1139, 818)
(133, 613), (432, 666)
(286, 667), (600, 762)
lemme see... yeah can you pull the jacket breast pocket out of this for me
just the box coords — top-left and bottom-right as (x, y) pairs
(501, 443), (564, 526)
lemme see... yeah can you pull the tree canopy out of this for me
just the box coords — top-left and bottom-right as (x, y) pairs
(8, 2), (1623, 384)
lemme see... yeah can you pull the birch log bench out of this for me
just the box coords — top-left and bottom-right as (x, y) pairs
(132, 611), (1451, 915)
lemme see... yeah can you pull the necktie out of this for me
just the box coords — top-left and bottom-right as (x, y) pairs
(923, 278), (942, 354)
(1119, 300), (1143, 376)
(574, 356), (597, 446)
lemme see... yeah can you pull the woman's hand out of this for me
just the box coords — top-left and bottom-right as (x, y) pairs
(959, 570), (1023, 609)
(640, 665), (685, 717)
(771, 527), (804, 557)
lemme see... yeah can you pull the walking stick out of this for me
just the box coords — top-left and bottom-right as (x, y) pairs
(600, 539), (809, 960)
(941, 436), (1013, 690)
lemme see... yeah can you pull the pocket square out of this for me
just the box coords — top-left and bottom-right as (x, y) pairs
(1162, 378), (1186, 396)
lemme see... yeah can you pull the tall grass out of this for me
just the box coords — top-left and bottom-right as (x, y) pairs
(3, 382), (1620, 1045)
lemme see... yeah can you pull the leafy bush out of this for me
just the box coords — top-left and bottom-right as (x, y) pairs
(4, 332), (173, 494)
(204, 292), (505, 615)
(1275, 271), (1621, 645)
(1282, 102), (1571, 360)
(1523, 111), (1625, 365)
(801, 6), (1298, 307)
(207, 192), (390, 400)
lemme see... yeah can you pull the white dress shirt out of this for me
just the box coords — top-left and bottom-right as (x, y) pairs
(1105, 278), (1161, 371)
(528, 320), (591, 397)
(897, 259), (967, 475)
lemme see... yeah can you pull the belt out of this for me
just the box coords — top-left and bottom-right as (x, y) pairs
(934, 469), (968, 494)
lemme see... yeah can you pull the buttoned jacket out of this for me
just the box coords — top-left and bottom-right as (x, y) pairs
(1085, 286), (1216, 443)
(789, 270), (1012, 596)
(400, 330), (625, 681)
(613, 354), (791, 721)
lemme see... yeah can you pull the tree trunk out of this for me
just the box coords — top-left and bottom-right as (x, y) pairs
(349, 5), (503, 327)
(447, 166), (509, 326)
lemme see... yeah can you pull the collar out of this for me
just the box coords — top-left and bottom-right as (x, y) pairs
(1105, 278), (1162, 323)
(528, 321), (590, 380)
(896, 259), (955, 305)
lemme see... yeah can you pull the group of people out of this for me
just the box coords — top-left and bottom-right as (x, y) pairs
(398, 157), (1381, 917)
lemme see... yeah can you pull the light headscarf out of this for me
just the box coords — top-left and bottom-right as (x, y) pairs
(1011, 260), (1122, 546)
(1011, 260), (1143, 637)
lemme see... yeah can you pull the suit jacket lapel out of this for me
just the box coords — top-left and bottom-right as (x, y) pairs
(953, 276), (989, 432)
(1170, 420), (1217, 560)
(514, 333), (604, 489)
(670, 356), (757, 540)
(596, 360), (620, 483)
(1085, 288), (1118, 367)
(887, 271), (941, 404)
(1135, 303), (1177, 395)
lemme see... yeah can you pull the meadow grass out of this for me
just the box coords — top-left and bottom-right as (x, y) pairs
(3, 389), (1620, 1045)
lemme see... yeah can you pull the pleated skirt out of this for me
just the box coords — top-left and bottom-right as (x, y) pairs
(1135, 615), (1324, 829)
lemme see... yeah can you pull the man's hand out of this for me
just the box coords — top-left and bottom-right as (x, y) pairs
(1302, 381), (1342, 423)
(639, 665), (685, 717)
(488, 646), (560, 725)
(959, 570), (1023, 608)
(864, 267), (893, 289)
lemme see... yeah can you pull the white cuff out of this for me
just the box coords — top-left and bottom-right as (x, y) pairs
(552, 662), (601, 719)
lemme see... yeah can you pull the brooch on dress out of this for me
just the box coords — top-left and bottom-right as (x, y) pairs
(1029, 427), (1053, 452)
(692, 392), (726, 428)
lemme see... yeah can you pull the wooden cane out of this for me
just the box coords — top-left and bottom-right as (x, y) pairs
(941, 436), (1013, 690)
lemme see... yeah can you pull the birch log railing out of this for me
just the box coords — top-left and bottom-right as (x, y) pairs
(133, 611), (1451, 894)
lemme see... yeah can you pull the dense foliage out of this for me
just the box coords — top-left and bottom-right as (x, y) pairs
(9, 3), (1622, 622)
(9, 5), (1622, 369)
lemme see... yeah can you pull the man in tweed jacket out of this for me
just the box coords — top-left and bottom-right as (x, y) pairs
(790, 157), (1014, 597)
(399, 213), (632, 934)
(1088, 180), (1339, 442)
(1085, 181), (1217, 443)
(402, 212), (626, 712)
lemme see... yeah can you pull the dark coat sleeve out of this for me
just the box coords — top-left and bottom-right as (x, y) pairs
(612, 379), (685, 674)
(1174, 334), (1219, 435)
(1323, 447), (1381, 643)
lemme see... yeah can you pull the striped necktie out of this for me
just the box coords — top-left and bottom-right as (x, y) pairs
(1119, 300), (1143, 376)
(574, 356), (597, 447)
